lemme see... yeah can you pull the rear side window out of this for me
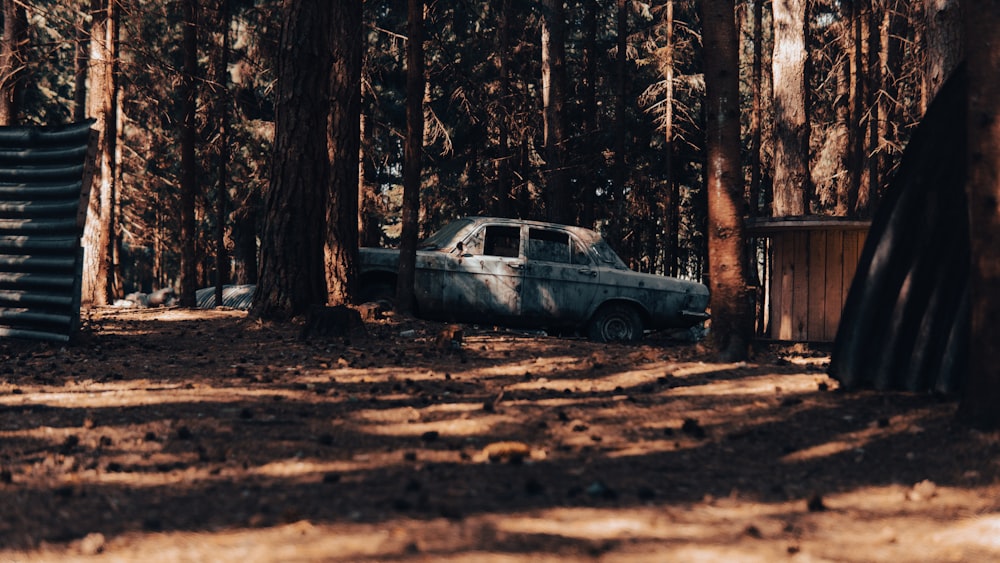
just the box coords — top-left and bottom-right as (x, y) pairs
(482, 226), (521, 257)
(528, 228), (571, 263)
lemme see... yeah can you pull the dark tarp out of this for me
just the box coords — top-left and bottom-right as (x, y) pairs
(828, 66), (968, 394)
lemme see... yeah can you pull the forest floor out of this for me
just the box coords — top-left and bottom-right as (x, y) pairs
(0, 306), (998, 562)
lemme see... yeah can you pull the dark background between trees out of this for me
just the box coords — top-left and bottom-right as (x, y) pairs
(1, 1), (998, 424)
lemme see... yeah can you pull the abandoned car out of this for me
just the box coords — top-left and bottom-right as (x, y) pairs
(359, 217), (709, 342)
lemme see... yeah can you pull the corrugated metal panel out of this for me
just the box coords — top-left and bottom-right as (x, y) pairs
(0, 120), (97, 342)
(196, 284), (255, 310)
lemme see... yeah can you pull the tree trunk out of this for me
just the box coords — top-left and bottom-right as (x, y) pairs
(491, 0), (514, 219)
(358, 113), (381, 248)
(749, 0), (763, 218)
(179, 0), (199, 307)
(251, 0), (333, 320)
(73, 11), (89, 122)
(232, 190), (259, 284)
(540, 0), (570, 224)
(959, 1), (1000, 428)
(579, 0), (598, 228)
(698, 0), (753, 361)
(923, 0), (963, 108)
(866, 0), (882, 210)
(609, 0), (628, 246)
(664, 0), (678, 276)
(847, 0), (867, 216)
(326, 2), (362, 306)
(81, 0), (118, 306)
(0, 0), (26, 125)
(214, 0), (231, 308)
(771, 0), (810, 216)
(396, 0), (424, 314)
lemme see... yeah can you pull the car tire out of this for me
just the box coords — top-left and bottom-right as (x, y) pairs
(587, 303), (643, 343)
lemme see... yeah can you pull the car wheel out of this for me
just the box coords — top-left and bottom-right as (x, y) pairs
(587, 303), (643, 343)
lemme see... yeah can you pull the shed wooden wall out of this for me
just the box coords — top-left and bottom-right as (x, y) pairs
(767, 228), (867, 342)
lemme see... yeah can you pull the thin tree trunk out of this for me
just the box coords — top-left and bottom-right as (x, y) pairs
(358, 113), (381, 247)
(179, 0), (199, 307)
(326, 2), (362, 305)
(396, 0), (424, 314)
(847, 0), (867, 215)
(579, 0), (598, 228)
(749, 0), (762, 217)
(540, 0), (570, 224)
(866, 0), (882, 210)
(73, 12), (89, 122)
(214, 0), (231, 307)
(491, 0), (514, 218)
(664, 0), (678, 277)
(610, 0), (627, 246)
(698, 0), (753, 361)
(251, 0), (334, 320)
(959, 0), (1000, 428)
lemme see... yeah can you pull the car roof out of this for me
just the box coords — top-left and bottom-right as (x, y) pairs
(461, 216), (603, 245)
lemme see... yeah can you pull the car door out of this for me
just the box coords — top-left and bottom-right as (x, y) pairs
(520, 227), (601, 323)
(443, 224), (524, 320)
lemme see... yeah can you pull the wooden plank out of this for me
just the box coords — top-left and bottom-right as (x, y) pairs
(824, 230), (845, 340)
(771, 234), (789, 339)
(842, 230), (861, 313)
(791, 230), (810, 340)
(807, 230), (827, 341)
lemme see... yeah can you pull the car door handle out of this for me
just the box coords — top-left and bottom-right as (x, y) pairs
(577, 268), (598, 277)
(507, 263), (524, 270)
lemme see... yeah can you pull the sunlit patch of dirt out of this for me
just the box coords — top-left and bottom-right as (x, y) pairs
(1, 307), (998, 562)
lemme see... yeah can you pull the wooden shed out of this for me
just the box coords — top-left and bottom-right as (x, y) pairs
(748, 217), (870, 342)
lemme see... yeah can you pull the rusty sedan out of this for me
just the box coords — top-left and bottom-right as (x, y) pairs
(359, 217), (709, 342)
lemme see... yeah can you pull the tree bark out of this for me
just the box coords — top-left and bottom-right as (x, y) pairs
(664, 0), (678, 276)
(81, 0), (119, 306)
(396, 0), (424, 314)
(213, 0), (231, 308)
(749, 0), (763, 218)
(251, 0), (334, 320)
(866, 0), (882, 210)
(698, 0), (753, 361)
(959, 1), (1000, 428)
(610, 0), (628, 245)
(540, 0), (570, 224)
(326, 2), (362, 305)
(179, 0), (199, 307)
(771, 0), (810, 216)
(0, 0), (26, 125)
(579, 0), (598, 228)
(923, 0), (963, 108)
(494, 0), (513, 219)
(73, 11), (89, 122)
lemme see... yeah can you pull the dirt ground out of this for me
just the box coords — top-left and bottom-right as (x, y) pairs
(0, 306), (998, 562)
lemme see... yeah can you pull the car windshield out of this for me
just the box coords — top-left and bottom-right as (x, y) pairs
(418, 218), (476, 250)
(592, 239), (630, 269)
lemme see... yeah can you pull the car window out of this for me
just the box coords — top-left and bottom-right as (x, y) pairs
(592, 239), (629, 269)
(419, 218), (474, 250)
(528, 228), (571, 263)
(481, 226), (520, 258)
(570, 239), (591, 265)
